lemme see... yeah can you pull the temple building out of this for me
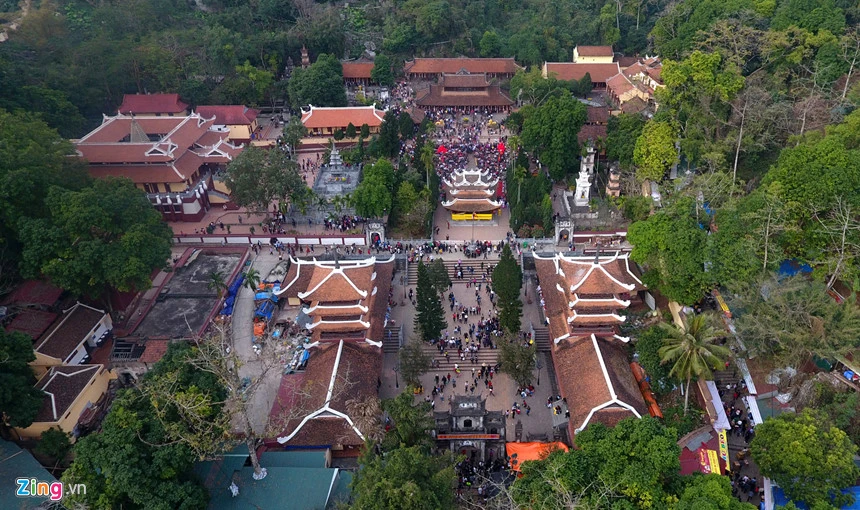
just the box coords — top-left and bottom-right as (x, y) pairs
(541, 61), (622, 89)
(74, 112), (244, 222)
(534, 252), (650, 438)
(433, 396), (506, 462)
(300, 105), (386, 137)
(341, 61), (375, 86)
(415, 72), (514, 111)
(117, 93), (189, 116)
(607, 56), (664, 112)
(404, 58), (523, 80)
(441, 168), (502, 221)
(572, 45), (615, 64)
(195, 105), (260, 145)
(275, 256), (395, 344)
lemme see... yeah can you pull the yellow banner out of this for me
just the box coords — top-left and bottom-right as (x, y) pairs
(718, 429), (730, 471)
(452, 213), (493, 221)
(698, 449), (722, 475)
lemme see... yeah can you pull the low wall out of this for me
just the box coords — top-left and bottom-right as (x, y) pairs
(174, 234), (367, 246)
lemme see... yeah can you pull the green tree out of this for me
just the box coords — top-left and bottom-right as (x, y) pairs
(498, 332), (536, 387)
(427, 258), (451, 296)
(658, 314), (731, 415)
(634, 120), (678, 182)
(287, 53), (347, 110)
(243, 267), (261, 292)
(634, 325), (673, 395)
(479, 30), (502, 57)
(511, 417), (682, 508)
(35, 427), (72, 463)
(676, 474), (756, 510)
(333, 128), (345, 140)
(207, 271), (227, 298)
(370, 54), (395, 87)
(752, 410), (859, 508)
(398, 111), (414, 140)
(493, 244), (523, 333)
(607, 113), (646, 167)
(351, 444), (457, 510)
(283, 116), (307, 158)
(0, 329), (44, 428)
(628, 197), (713, 304)
(399, 341), (431, 387)
(224, 146), (309, 212)
(345, 122), (357, 138)
(353, 158), (396, 218)
(419, 142), (435, 188)
(360, 123), (371, 139)
(381, 391), (435, 451)
(730, 276), (860, 367)
(376, 110), (401, 158)
(18, 178), (171, 301)
(520, 94), (588, 181)
(416, 261), (446, 342)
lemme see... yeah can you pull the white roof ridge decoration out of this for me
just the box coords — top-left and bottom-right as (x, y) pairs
(36, 302), (105, 354)
(305, 303), (369, 314)
(568, 310), (626, 323)
(573, 335), (642, 432)
(298, 266), (369, 300)
(39, 365), (100, 420)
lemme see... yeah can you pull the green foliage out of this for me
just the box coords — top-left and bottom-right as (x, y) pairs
(628, 198), (713, 305)
(224, 146), (309, 212)
(345, 122), (357, 139)
(751, 410), (859, 508)
(380, 391), (435, 451)
(0, 329), (43, 428)
(498, 333), (535, 387)
(507, 163), (552, 232)
(676, 474), (756, 510)
(634, 325), (673, 395)
(479, 30), (502, 57)
(351, 444), (456, 510)
(621, 195), (653, 222)
(353, 158), (396, 218)
(62, 388), (209, 510)
(370, 54), (395, 86)
(608, 113), (647, 167)
(804, 382), (860, 447)
(662, 403), (706, 438)
(36, 428), (72, 462)
(427, 258), (451, 296)
(511, 417), (682, 508)
(520, 94), (587, 181)
(287, 53), (347, 110)
(399, 341), (431, 387)
(493, 244), (523, 333)
(376, 110), (401, 158)
(634, 120), (678, 182)
(18, 178), (172, 298)
(730, 276), (860, 367)
(416, 261), (446, 342)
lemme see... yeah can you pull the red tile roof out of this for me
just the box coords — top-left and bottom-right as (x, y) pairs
(35, 303), (106, 362)
(5, 310), (59, 340)
(87, 164), (186, 184)
(440, 73), (491, 87)
(34, 365), (102, 422)
(586, 106), (610, 124)
(553, 335), (647, 434)
(2, 280), (63, 306)
(442, 198), (503, 213)
(615, 56), (640, 68)
(118, 94), (188, 115)
(139, 339), (170, 363)
(196, 105), (259, 126)
(301, 106), (385, 130)
(543, 63), (621, 84)
(576, 45), (614, 57)
(578, 124), (607, 145)
(415, 85), (514, 107)
(341, 62), (374, 79)
(404, 58), (523, 76)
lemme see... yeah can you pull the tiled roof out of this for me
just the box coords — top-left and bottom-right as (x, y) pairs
(447, 189), (495, 199)
(553, 335), (647, 434)
(341, 61), (374, 79)
(441, 198), (503, 213)
(2, 280), (63, 306)
(301, 264), (373, 303)
(586, 106), (610, 124)
(365, 258), (394, 343)
(300, 106), (385, 130)
(621, 97), (649, 114)
(35, 303), (106, 362)
(578, 124), (607, 145)
(558, 256), (643, 295)
(615, 56), (639, 68)
(607, 73), (635, 95)
(576, 45), (614, 57)
(196, 105), (259, 125)
(139, 339), (170, 363)
(543, 62), (621, 84)
(404, 58), (523, 75)
(34, 365), (102, 422)
(441, 73), (491, 87)
(118, 93), (188, 114)
(87, 164), (186, 184)
(415, 85), (513, 107)
(277, 341), (381, 448)
(5, 310), (58, 340)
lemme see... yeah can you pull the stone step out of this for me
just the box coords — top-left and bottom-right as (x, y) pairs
(406, 260), (497, 285)
(533, 327), (551, 352)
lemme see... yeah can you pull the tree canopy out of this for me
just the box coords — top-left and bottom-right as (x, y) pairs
(493, 244), (523, 333)
(415, 260), (446, 342)
(353, 158), (396, 218)
(224, 145), (309, 212)
(520, 94), (587, 181)
(287, 53), (347, 110)
(0, 329), (45, 428)
(751, 410), (859, 508)
(634, 120), (678, 182)
(18, 178), (172, 299)
(371, 54), (395, 86)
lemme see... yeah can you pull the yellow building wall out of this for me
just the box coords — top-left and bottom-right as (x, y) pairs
(576, 55), (614, 64)
(15, 367), (117, 441)
(30, 352), (62, 377)
(228, 125), (253, 141)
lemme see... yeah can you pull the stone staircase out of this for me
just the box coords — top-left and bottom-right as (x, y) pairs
(533, 327), (551, 352)
(383, 325), (401, 354)
(421, 344), (500, 372)
(406, 260), (494, 285)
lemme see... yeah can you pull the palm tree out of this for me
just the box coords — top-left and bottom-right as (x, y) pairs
(243, 268), (262, 292)
(658, 314), (732, 415)
(207, 271), (227, 298)
(514, 165), (527, 205)
(346, 395), (383, 442)
(420, 142), (435, 189)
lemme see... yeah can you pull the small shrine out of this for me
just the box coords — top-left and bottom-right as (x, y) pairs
(574, 146), (595, 207)
(312, 146), (361, 200)
(434, 395), (506, 462)
(441, 168), (502, 221)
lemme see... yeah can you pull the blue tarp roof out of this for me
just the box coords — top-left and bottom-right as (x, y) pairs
(227, 275), (244, 297)
(778, 259), (813, 277)
(774, 486), (860, 509)
(254, 300), (275, 320)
